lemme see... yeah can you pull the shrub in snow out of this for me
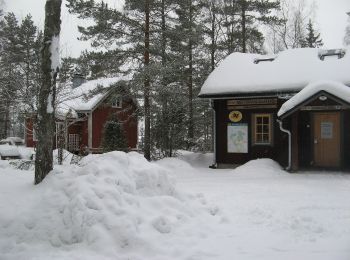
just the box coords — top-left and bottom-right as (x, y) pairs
(101, 119), (128, 152)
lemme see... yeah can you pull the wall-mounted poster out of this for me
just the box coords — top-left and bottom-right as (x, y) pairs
(227, 123), (248, 153)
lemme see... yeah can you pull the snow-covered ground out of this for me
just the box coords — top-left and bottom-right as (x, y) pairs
(0, 151), (350, 260)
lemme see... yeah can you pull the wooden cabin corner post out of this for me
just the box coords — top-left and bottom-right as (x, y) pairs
(88, 112), (93, 152)
(291, 112), (299, 172)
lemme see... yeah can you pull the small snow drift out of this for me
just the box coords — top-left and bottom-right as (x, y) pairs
(0, 152), (220, 259)
(232, 159), (285, 178)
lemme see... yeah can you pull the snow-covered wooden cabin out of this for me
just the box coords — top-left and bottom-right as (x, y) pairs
(25, 77), (138, 154)
(199, 48), (350, 171)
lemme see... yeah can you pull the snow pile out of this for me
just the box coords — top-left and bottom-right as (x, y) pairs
(50, 35), (60, 75)
(200, 48), (350, 96)
(53, 148), (76, 165)
(17, 146), (35, 160)
(0, 144), (20, 157)
(0, 152), (220, 259)
(232, 158), (285, 178)
(278, 80), (350, 117)
(176, 150), (214, 168)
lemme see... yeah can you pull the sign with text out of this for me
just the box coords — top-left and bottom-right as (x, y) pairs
(321, 122), (333, 139)
(227, 98), (277, 109)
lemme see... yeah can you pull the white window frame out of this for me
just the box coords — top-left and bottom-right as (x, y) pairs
(68, 134), (80, 151)
(112, 95), (122, 108)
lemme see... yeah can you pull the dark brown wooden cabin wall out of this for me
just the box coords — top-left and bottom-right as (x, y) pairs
(298, 111), (312, 167)
(343, 110), (350, 169)
(214, 99), (288, 167)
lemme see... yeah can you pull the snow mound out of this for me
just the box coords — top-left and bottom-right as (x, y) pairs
(233, 159), (285, 177)
(0, 152), (220, 259)
(177, 150), (214, 168)
(53, 149), (77, 165)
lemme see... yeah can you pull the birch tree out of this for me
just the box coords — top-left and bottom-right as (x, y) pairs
(35, 0), (62, 184)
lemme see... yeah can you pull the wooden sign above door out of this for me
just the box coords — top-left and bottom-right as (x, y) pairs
(227, 98), (277, 110)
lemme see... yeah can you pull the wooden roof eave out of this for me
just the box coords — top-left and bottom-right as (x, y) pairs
(198, 90), (298, 99)
(279, 90), (350, 120)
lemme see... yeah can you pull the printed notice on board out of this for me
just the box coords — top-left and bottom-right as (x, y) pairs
(321, 122), (333, 139)
(227, 123), (248, 153)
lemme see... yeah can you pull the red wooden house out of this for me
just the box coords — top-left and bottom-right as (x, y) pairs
(25, 77), (138, 154)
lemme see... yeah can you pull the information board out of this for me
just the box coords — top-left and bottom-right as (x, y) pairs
(227, 123), (248, 153)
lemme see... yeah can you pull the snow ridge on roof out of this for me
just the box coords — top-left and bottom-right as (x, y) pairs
(200, 48), (350, 96)
(278, 80), (350, 117)
(57, 76), (127, 117)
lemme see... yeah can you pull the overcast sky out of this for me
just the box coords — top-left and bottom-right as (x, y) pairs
(4, 0), (350, 57)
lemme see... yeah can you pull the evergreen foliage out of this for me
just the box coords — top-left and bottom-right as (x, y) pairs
(302, 19), (323, 48)
(66, 0), (281, 159)
(102, 119), (128, 152)
(0, 12), (42, 138)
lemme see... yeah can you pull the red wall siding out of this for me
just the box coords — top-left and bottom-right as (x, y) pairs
(25, 117), (36, 147)
(92, 101), (137, 149)
(80, 120), (89, 150)
(25, 100), (138, 153)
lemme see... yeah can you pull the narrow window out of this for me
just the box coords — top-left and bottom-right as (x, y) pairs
(112, 96), (122, 108)
(252, 114), (273, 145)
(68, 134), (80, 151)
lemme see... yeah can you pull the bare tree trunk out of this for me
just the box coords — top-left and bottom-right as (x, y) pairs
(210, 0), (216, 72)
(160, 0), (170, 156)
(4, 104), (9, 138)
(187, 1), (194, 143)
(35, 0), (62, 184)
(241, 1), (247, 53)
(143, 0), (151, 161)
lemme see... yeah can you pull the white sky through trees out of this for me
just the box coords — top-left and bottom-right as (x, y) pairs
(4, 0), (350, 57)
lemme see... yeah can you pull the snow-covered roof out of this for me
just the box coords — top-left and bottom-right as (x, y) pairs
(278, 80), (350, 118)
(199, 48), (350, 97)
(57, 76), (128, 117)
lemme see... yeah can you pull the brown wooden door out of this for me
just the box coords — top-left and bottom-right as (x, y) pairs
(313, 112), (340, 167)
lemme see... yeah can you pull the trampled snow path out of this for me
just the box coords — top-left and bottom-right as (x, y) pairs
(0, 152), (350, 260)
(160, 154), (350, 260)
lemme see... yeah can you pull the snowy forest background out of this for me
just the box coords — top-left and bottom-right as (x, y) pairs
(0, 0), (349, 159)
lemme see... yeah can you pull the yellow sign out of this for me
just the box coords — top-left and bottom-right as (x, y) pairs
(229, 111), (242, 122)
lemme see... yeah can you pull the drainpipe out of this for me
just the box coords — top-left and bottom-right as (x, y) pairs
(210, 99), (217, 168)
(277, 119), (291, 171)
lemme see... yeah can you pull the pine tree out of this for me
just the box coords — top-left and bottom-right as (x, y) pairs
(302, 19), (323, 48)
(35, 0), (62, 184)
(171, 0), (204, 147)
(67, 0), (154, 160)
(102, 119), (128, 152)
(0, 13), (21, 138)
(237, 0), (280, 53)
(18, 15), (42, 112)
